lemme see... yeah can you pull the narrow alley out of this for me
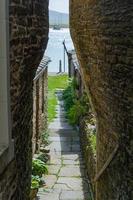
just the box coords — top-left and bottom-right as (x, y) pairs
(37, 89), (92, 200)
(0, 1), (132, 199)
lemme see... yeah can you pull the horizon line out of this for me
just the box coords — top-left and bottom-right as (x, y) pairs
(49, 9), (69, 15)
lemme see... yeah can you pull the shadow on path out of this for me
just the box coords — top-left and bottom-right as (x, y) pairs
(37, 89), (92, 200)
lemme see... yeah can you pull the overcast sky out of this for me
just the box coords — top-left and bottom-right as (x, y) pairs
(49, 0), (69, 14)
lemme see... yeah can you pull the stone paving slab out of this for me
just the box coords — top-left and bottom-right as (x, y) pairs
(49, 141), (71, 152)
(48, 165), (61, 175)
(37, 90), (91, 200)
(48, 129), (79, 137)
(63, 159), (85, 165)
(49, 136), (72, 142)
(49, 122), (73, 130)
(72, 144), (81, 152)
(60, 190), (91, 200)
(62, 153), (82, 160)
(48, 157), (62, 165)
(72, 137), (80, 142)
(59, 166), (85, 177)
(54, 118), (67, 123)
(57, 177), (89, 191)
(53, 183), (71, 190)
(45, 175), (57, 188)
(37, 188), (60, 200)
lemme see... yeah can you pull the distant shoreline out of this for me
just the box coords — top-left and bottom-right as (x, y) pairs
(49, 25), (69, 29)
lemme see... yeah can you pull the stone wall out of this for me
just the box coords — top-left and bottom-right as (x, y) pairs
(80, 117), (96, 193)
(0, 0), (49, 199)
(70, 1), (133, 199)
(68, 51), (96, 193)
(33, 58), (49, 154)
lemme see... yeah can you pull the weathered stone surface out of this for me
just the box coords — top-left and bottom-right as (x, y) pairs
(37, 188), (60, 200)
(49, 136), (72, 142)
(63, 159), (80, 165)
(80, 117), (96, 192)
(57, 177), (88, 191)
(49, 122), (73, 130)
(49, 157), (62, 165)
(37, 90), (91, 199)
(33, 65), (48, 154)
(70, 1), (133, 199)
(48, 141), (72, 152)
(72, 144), (81, 152)
(48, 129), (78, 137)
(53, 183), (70, 190)
(48, 165), (61, 175)
(59, 166), (85, 177)
(62, 154), (82, 160)
(0, 161), (17, 200)
(0, 0), (49, 199)
(45, 175), (57, 188)
(60, 190), (91, 200)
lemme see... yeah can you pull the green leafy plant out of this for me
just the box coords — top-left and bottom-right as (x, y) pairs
(31, 176), (40, 189)
(63, 79), (76, 112)
(41, 132), (50, 146)
(37, 153), (49, 163)
(63, 79), (91, 125)
(32, 159), (48, 177)
(31, 175), (45, 190)
(68, 100), (86, 125)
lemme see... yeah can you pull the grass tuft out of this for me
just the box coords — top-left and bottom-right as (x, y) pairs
(48, 74), (68, 122)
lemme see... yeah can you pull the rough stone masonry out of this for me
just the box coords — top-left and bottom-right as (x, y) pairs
(70, 0), (133, 200)
(0, 0), (49, 199)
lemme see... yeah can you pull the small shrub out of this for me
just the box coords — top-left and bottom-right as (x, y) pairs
(41, 132), (50, 146)
(37, 153), (49, 163)
(31, 175), (45, 189)
(32, 159), (48, 177)
(63, 80), (91, 125)
(68, 100), (86, 125)
(63, 85), (75, 112)
(31, 176), (40, 189)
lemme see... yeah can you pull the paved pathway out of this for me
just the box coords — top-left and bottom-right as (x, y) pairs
(37, 90), (92, 200)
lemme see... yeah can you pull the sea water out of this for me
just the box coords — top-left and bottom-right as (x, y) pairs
(45, 28), (74, 73)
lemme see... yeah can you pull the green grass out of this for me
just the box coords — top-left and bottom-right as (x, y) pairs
(48, 74), (68, 122)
